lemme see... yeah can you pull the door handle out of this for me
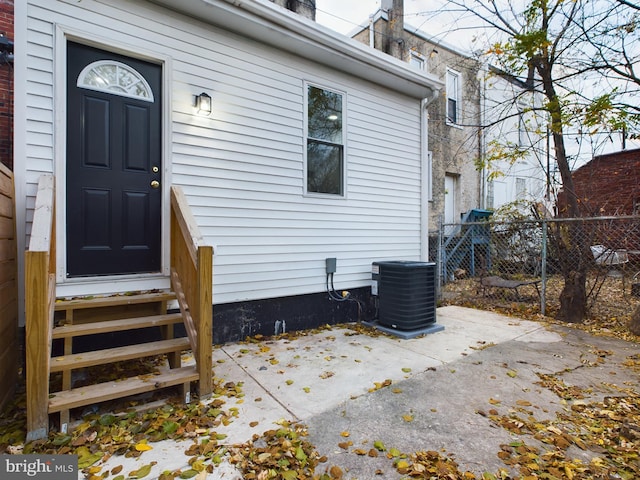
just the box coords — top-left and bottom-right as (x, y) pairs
(150, 180), (160, 189)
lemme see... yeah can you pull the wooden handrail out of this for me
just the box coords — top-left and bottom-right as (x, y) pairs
(25, 180), (212, 439)
(170, 186), (213, 398)
(25, 174), (56, 441)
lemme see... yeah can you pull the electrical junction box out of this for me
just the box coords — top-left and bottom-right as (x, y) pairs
(325, 257), (336, 274)
(371, 263), (380, 296)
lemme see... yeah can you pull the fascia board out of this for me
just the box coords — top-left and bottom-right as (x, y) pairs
(149, 0), (443, 99)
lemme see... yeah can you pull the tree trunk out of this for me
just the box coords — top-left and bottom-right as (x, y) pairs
(542, 67), (589, 323)
(630, 305), (640, 336)
(558, 252), (588, 323)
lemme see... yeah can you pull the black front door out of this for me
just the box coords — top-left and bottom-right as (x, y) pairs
(66, 42), (162, 277)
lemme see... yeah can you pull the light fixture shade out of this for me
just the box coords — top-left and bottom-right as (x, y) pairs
(195, 92), (212, 115)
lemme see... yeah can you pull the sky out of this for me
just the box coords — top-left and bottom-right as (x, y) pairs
(314, 0), (639, 158)
(315, 0), (381, 35)
(314, 0), (482, 50)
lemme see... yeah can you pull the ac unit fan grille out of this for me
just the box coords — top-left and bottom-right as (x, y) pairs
(374, 261), (436, 331)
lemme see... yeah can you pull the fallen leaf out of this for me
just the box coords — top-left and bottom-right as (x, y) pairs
(329, 465), (343, 479)
(129, 462), (156, 479)
(373, 440), (386, 451)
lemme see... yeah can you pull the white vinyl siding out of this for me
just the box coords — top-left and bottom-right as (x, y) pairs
(20, 0), (426, 304)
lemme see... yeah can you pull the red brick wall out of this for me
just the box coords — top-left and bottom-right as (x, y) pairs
(0, 0), (12, 170)
(558, 148), (640, 217)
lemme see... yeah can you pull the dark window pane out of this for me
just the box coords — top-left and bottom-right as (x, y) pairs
(308, 85), (342, 143)
(447, 98), (457, 123)
(307, 141), (343, 195)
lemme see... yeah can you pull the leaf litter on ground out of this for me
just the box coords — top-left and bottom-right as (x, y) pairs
(2, 317), (640, 479)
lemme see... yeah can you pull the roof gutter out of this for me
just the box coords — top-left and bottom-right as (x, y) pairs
(149, 0), (443, 99)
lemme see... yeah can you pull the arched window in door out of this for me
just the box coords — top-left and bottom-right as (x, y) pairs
(77, 60), (154, 102)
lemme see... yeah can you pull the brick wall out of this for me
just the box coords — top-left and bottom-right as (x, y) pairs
(0, 0), (12, 170)
(558, 148), (640, 216)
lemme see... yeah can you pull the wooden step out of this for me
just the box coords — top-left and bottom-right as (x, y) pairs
(48, 366), (199, 413)
(52, 313), (184, 339)
(50, 337), (191, 373)
(55, 291), (176, 311)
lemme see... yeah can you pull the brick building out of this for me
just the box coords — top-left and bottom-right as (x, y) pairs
(560, 148), (640, 217)
(0, 0), (12, 170)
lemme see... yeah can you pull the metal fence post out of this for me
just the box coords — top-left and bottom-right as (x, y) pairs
(437, 214), (444, 300)
(540, 219), (547, 316)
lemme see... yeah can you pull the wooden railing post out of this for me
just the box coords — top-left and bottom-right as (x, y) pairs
(170, 186), (213, 400)
(196, 245), (212, 397)
(25, 175), (55, 441)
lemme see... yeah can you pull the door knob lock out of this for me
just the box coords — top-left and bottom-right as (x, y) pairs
(150, 180), (160, 189)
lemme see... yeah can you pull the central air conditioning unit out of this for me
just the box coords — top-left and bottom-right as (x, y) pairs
(372, 261), (436, 331)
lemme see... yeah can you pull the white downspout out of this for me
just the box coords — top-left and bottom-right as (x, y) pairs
(369, 14), (374, 48)
(421, 89), (439, 261)
(479, 65), (487, 209)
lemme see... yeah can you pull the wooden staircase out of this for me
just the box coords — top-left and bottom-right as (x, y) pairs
(25, 178), (213, 441)
(49, 291), (198, 431)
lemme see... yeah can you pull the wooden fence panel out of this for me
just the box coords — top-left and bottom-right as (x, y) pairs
(0, 162), (17, 411)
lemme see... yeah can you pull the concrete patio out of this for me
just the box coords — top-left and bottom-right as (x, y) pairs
(88, 305), (640, 479)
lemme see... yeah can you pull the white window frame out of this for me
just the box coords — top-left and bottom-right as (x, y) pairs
(486, 179), (494, 209)
(517, 102), (527, 147)
(77, 60), (154, 102)
(446, 68), (461, 126)
(516, 177), (527, 197)
(410, 51), (426, 71)
(303, 82), (347, 197)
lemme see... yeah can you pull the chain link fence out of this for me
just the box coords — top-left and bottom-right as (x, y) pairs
(436, 214), (640, 321)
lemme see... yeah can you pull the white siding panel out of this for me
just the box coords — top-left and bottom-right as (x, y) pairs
(24, 0), (427, 304)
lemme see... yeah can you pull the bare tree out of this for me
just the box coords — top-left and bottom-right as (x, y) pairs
(434, 0), (639, 323)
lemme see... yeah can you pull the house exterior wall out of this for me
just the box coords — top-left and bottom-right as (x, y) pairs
(17, 0), (431, 320)
(0, 0), (12, 170)
(559, 148), (640, 216)
(483, 70), (548, 210)
(268, 0), (315, 20)
(353, 17), (482, 237)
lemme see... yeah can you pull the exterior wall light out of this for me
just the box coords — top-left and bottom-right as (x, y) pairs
(195, 92), (212, 115)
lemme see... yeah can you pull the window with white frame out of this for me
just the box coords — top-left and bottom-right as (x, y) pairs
(517, 104), (527, 146)
(410, 52), (425, 71)
(486, 180), (494, 209)
(446, 69), (461, 125)
(77, 60), (154, 102)
(516, 177), (527, 198)
(306, 84), (345, 195)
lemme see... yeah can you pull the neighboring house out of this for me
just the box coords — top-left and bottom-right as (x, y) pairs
(0, 0), (12, 170)
(558, 148), (640, 217)
(482, 66), (549, 211)
(351, 0), (483, 245)
(269, 0), (315, 20)
(15, 0), (442, 343)
(351, 0), (550, 239)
